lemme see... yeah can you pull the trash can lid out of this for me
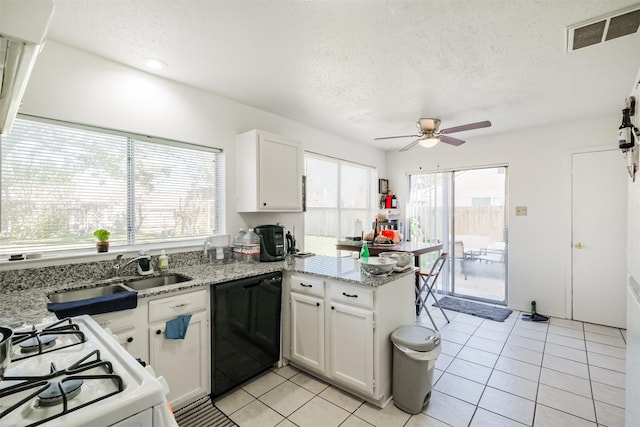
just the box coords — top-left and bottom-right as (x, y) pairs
(390, 324), (440, 351)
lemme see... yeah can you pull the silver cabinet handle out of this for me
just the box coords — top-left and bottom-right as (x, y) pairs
(171, 303), (189, 309)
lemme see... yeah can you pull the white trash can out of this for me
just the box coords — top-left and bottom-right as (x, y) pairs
(390, 324), (441, 414)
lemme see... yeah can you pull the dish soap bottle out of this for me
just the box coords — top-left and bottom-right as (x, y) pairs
(158, 250), (169, 272)
(360, 241), (369, 259)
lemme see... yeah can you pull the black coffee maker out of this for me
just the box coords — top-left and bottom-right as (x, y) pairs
(254, 225), (286, 262)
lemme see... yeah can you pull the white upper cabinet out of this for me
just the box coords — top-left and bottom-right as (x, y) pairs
(236, 129), (302, 212)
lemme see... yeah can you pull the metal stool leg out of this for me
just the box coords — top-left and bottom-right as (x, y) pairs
(416, 253), (450, 328)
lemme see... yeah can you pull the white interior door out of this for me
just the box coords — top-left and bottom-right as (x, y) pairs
(572, 149), (627, 328)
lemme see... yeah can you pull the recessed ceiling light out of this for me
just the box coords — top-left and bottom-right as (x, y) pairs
(145, 58), (167, 70)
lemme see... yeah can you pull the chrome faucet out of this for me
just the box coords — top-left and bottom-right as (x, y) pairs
(112, 253), (151, 278)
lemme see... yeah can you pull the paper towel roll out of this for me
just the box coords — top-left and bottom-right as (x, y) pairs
(354, 219), (363, 238)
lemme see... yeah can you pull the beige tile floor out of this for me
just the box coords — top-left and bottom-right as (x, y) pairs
(214, 304), (626, 427)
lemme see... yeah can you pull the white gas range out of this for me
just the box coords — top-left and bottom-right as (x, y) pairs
(0, 315), (177, 427)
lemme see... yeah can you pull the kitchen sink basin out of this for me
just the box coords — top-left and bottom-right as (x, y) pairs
(47, 283), (131, 304)
(46, 274), (191, 318)
(123, 273), (191, 291)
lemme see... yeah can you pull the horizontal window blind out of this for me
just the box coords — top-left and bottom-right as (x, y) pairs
(0, 117), (222, 253)
(133, 139), (218, 244)
(304, 152), (375, 256)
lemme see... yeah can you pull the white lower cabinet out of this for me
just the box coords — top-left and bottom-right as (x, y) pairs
(92, 304), (149, 362)
(290, 292), (325, 373)
(285, 272), (414, 407)
(93, 287), (212, 410)
(147, 289), (210, 409)
(329, 302), (374, 395)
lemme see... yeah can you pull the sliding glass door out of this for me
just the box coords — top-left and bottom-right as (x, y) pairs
(408, 166), (508, 304)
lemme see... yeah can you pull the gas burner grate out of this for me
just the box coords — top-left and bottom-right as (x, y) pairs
(0, 349), (124, 427)
(11, 318), (87, 360)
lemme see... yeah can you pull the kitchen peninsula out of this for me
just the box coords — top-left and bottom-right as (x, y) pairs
(282, 255), (414, 408)
(1, 252), (415, 410)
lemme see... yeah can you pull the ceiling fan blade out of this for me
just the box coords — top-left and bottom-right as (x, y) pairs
(399, 138), (421, 152)
(441, 120), (491, 134)
(374, 134), (422, 141)
(440, 135), (465, 146)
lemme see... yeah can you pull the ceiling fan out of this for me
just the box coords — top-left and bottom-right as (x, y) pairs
(375, 118), (492, 151)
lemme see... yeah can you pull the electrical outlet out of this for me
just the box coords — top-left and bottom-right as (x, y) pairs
(515, 206), (528, 216)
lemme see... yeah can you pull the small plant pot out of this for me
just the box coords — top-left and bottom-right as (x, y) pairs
(96, 241), (110, 253)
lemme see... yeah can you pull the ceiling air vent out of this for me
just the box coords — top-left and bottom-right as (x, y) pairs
(567, 4), (640, 52)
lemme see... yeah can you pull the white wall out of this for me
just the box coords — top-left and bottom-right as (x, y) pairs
(20, 41), (386, 246)
(386, 116), (623, 317)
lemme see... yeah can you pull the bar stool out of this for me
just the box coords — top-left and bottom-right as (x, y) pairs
(415, 252), (450, 330)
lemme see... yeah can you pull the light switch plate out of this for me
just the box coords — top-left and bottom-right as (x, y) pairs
(515, 206), (528, 216)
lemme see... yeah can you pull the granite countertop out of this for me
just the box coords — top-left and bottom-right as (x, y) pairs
(288, 254), (416, 286)
(0, 255), (415, 328)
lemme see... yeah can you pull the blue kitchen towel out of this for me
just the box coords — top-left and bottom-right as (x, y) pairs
(47, 291), (138, 319)
(165, 314), (192, 339)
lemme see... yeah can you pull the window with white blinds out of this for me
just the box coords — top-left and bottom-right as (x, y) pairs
(0, 116), (222, 253)
(304, 152), (376, 255)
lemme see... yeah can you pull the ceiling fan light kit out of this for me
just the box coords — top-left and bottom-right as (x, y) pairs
(418, 135), (440, 148)
(375, 118), (492, 151)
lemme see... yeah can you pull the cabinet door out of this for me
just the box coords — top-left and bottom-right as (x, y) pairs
(258, 133), (301, 211)
(329, 302), (374, 395)
(92, 308), (148, 362)
(149, 311), (209, 408)
(290, 292), (325, 373)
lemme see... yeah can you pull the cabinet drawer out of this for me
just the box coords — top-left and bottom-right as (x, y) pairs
(290, 274), (325, 297)
(93, 307), (139, 330)
(329, 282), (373, 309)
(149, 290), (207, 322)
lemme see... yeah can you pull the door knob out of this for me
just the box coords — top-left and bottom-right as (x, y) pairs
(575, 242), (584, 249)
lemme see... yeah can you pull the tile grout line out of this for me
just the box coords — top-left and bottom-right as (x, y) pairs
(584, 321), (600, 427)
(529, 314), (551, 427)
(225, 309), (626, 427)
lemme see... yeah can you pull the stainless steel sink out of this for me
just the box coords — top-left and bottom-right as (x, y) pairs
(48, 283), (131, 303)
(123, 274), (191, 291)
(47, 274), (192, 305)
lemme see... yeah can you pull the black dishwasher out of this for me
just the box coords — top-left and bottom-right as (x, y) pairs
(211, 271), (282, 398)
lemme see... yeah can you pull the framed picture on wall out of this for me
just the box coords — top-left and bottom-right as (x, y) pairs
(378, 179), (389, 194)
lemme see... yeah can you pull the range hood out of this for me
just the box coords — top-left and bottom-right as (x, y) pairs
(0, 0), (54, 135)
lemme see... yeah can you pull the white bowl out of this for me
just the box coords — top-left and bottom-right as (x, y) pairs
(379, 252), (414, 268)
(359, 257), (397, 276)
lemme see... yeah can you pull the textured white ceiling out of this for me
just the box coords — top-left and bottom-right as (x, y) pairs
(45, 0), (640, 150)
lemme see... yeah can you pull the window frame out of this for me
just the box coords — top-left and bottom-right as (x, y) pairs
(303, 151), (376, 256)
(0, 114), (224, 257)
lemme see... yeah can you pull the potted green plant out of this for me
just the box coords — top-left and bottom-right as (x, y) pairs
(93, 229), (111, 253)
